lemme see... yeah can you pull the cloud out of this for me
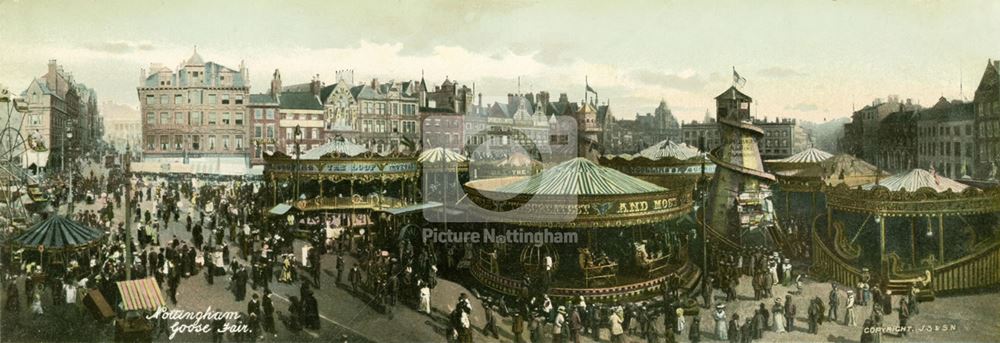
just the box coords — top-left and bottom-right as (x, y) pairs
(82, 40), (157, 54)
(758, 66), (805, 78)
(785, 102), (819, 112)
(629, 69), (709, 92)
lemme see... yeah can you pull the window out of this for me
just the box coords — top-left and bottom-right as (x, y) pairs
(160, 135), (169, 150)
(234, 112), (244, 125)
(29, 115), (41, 126)
(363, 120), (372, 132)
(955, 142), (962, 156)
(208, 135), (216, 150)
(160, 95), (168, 105)
(174, 94), (183, 104)
(265, 109), (275, 120)
(190, 111), (202, 125)
(191, 135), (200, 150)
(222, 112), (231, 125)
(190, 90), (203, 104)
(266, 125), (275, 139)
(175, 112), (185, 125)
(236, 135), (243, 150)
(207, 112), (217, 125)
(254, 125), (263, 138)
(208, 94), (217, 104)
(174, 135), (183, 150)
(222, 135), (230, 150)
(311, 128), (318, 140)
(235, 95), (244, 105)
(146, 112), (155, 124)
(222, 94), (230, 105)
(254, 108), (263, 119)
(146, 95), (155, 105)
(160, 112), (171, 125)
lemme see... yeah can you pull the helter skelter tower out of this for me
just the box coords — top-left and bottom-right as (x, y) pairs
(704, 86), (778, 247)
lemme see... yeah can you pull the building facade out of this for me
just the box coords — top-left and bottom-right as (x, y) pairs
(974, 59), (1000, 179)
(754, 117), (810, 160)
(916, 97), (975, 179)
(20, 60), (85, 171)
(137, 49), (251, 166)
(681, 119), (721, 152)
(847, 95), (920, 162)
(101, 101), (141, 153)
(875, 110), (918, 172)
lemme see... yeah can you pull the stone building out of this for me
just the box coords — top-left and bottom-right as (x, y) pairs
(973, 59), (1000, 179)
(349, 78), (422, 154)
(753, 117), (810, 160)
(916, 97), (975, 179)
(603, 99), (681, 154)
(137, 49), (250, 170)
(680, 119), (721, 152)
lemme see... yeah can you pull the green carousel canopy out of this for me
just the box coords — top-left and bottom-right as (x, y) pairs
(12, 215), (104, 249)
(766, 147), (833, 165)
(826, 168), (1000, 217)
(634, 140), (700, 161)
(599, 140), (713, 190)
(463, 158), (691, 228)
(299, 138), (368, 159)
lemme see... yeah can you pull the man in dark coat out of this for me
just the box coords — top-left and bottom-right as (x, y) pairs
(897, 297), (910, 337)
(568, 305), (582, 343)
(336, 254), (345, 285)
(262, 290), (275, 336)
(807, 297), (821, 334)
(727, 314), (741, 343)
(784, 294), (797, 332)
(248, 293), (261, 318)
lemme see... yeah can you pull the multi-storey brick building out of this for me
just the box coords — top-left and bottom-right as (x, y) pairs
(875, 109), (918, 172)
(137, 49), (250, 169)
(916, 97), (975, 179)
(20, 60), (87, 171)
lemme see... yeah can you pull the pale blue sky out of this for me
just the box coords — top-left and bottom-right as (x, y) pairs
(1, 0), (997, 123)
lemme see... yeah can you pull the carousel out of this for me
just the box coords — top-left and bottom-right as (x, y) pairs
(600, 139), (714, 193)
(263, 136), (430, 250)
(763, 151), (885, 257)
(5, 214), (105, 277)
(462, 157), (700, 302)
(813, 168), (1000, 297)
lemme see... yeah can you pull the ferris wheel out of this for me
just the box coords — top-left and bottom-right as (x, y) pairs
(0, 86), (36, 230)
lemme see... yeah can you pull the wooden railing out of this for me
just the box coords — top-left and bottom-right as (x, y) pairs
(811, 228), (862, 287)
(931, 241), (1000, 293)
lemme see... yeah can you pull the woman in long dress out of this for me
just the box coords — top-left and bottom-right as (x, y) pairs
(713, 304), (728, 340)
(772, 298), (786, 333)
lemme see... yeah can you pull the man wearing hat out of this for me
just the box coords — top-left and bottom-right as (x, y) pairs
(553, 306), (566, 343)
(482, 296), (500, 339)
(828, 283), (840, 322)
(569, 304), (583, 343)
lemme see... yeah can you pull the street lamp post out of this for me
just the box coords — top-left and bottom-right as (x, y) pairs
(294, 125), (302, 200)
(124, 144), (133, 280)
(65, 127), (74, 215)
(698, 136), (710, 305)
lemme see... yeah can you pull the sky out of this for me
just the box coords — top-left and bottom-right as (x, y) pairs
(1, 0), (998, 124)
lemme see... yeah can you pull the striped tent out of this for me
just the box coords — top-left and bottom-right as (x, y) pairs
(12, 215), (104, 249)
(862, 168), (970, 193)
(765, 147), (833, 164)
(497, 152), (539, 168)
(493, 157), (666, 195)
(635, 140), (700, 161)
(117, 277), (166, 311)
(417, 147), (468, 163)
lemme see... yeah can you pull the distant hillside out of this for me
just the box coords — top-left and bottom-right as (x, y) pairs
(800, 117), (849, 153)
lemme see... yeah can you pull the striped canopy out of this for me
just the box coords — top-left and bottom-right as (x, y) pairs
(300, 138), (368, 159)
(862, 168), (970, 193)
(635, 140), (700, 161)
(766, 147), (833, 164)
(12, 215), (104, 249)
(491, 157), (667, 195)
(117, 277), (166, 311)
(418, 147), (468, 163)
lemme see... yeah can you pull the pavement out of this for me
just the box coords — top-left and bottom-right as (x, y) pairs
(3, 163), (1000, 342)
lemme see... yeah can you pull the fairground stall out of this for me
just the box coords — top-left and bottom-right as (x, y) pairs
(462, 158), (700, 302)
(469, 151), (542, 180)
(812, 168), (1000, 297)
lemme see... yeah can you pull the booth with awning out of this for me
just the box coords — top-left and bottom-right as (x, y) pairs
(117, 277), (166, 311)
